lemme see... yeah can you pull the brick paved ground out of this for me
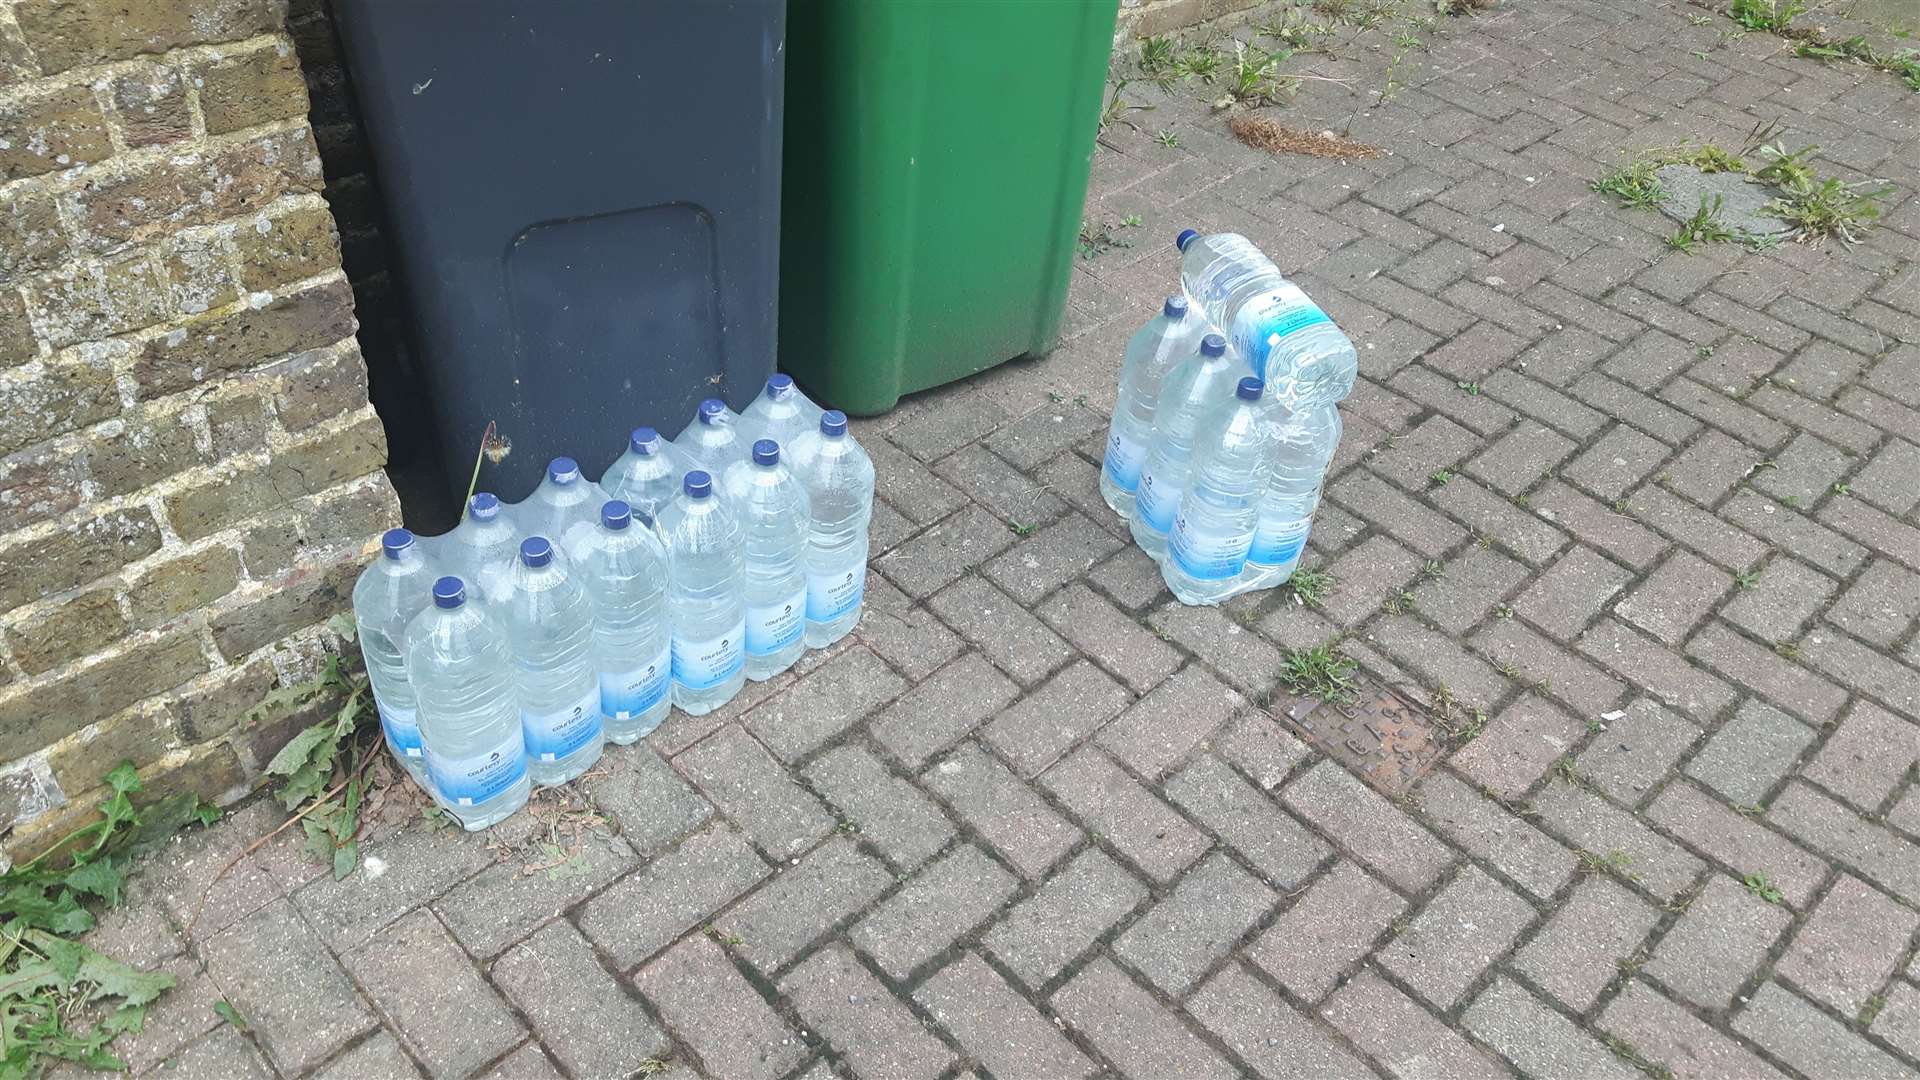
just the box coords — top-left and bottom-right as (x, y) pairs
(101, 1), (1920, 1076)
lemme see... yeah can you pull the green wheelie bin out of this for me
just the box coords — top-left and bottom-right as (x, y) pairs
(778, 0), (1122, 416)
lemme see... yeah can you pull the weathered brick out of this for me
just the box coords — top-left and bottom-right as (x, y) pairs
(930, 442), (1065, 530)
(636, 934), (804, 1080)
(1600, 981), (1788, 1080)
(434, 830), (636, 958)
(1466, 977), (1639, 1079)
(126, 545), (243, 629)
(852, 844), (1016, 979)
(0, 349), (121, 458)
(105, 62), (190, 147)
(290, 823), (494, 952)
(1574, 697), (1700, 803)
(713, 836), (892, 973)
(923, 742), (1079, 878)
(1516, 545), (1634, 640)
(13, 0), (280, 72)
(135, 279), (355, 399)
(1327, 970), (1515, 1079)
(915, 953), (1095, 1080)
(576, 824), (769, 969)
(1534, 777), (1705, 901)
(1039, 746), (1207, 884)
(1777, 874), (1919, 1015)
(197, 43), (308, 135)
(67, 127), (323, 250)
(984, 659), (1130, 777)
(0, 80), (111, 180)
(1053, 957), (1236, 1080)
(203, 900), (374, 1075)
(1380, 863), (1536, 1011)
(782, 946), (955, 1080)
(804, 745), (951, 870)
(1452, 693), (1584, 799)
(1647, 873), (1791, 1009)
(1732, 981), (1909, 1079)
(346, 909), (524, 1078)
(0, 631), (207, 760)
(3, 587), (125, 673)
(28, 252), (172, 346)
(269, 344), (368, 432)
(491, 922), (666, 1079)
(1190, 964), (1375, 1079)
(676, 724), (832, 859)
(1517, 877), (1660, 1010)
(206, 554), (357, 660)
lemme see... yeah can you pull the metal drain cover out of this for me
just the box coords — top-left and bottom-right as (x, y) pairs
(1270, 678), (1443, 798)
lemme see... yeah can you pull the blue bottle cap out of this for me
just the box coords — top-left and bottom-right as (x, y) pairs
(697, 399), (727, 424)
(469, 492), (500, 521)
(629, 426), (662, 455)
(548, 457), (579, 484)
(1201, 333), (1227, 357)
(1236, 377), (1265, 401)
(432, 576), (465, 609)
(519, 536), (554, 568)
(601, 500), (632, 530)
(765, 374), (794, 400)
(820, 410), (848, 437)
(1176, 228), (1200, 251)
(380, 528), (414, 559)
(1163, 296), (1188, 319)
(684, 470), (713, 497)
(753, 439), (779, 466)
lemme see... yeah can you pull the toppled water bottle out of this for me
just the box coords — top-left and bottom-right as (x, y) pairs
(352, 528), (437, 784)
(600, 427), (682, 527)
(1102, 296), (1208, 518)
(585, 500), (672, 743)
(526, 456), (607, 561)
(740, 374), (825, 452)
(406, 576), (530, 830)
(725, 439), (810, 681)
(789, 409), (874, 648)
(1131, 332), (1239, 561)
(445, 492), (519, 605)
(1165, 377), (1276, 605)
(502, 536), (605, 786)
(1176, 229), (1357, 411)
(675, 398), (746, 478)
(658, 470), (746, 714)
(1239, 403), (1342, 593)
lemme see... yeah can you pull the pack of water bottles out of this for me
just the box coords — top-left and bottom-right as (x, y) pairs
(1102, 229), (1356, 606)
(351, 376), (876, 831)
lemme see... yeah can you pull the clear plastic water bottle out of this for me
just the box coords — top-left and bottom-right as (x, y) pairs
(444, 492), (519, 606)
(1240, 403), (1343, 592)
(1176, 229), (1357, 411)
(502, 536), (604, 786)
(740, 374), (825, 452)
(675, 398), (746, 478)
(789, 409), (874, 648)
(724, 439), (810, 681)
(406, 576), (530, 830)
(526, 456), (606, 561)
(1165, 377), (1276, 605)
(352, 528), (436, 784)
(585, 500), (671, 743)
(1131, 332), (1239, 561)
(658, 470), (746, 713)
(600, 427), (681, 527)
(1102, 296), (1207, 518)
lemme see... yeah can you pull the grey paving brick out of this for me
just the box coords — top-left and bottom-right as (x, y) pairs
(112, 956), (224, 1076)
(923, 741), (1080, 878)
(152, 1027), (274, 1080)
(1374, 613), (1513, 710)
(1190, 963), (1374, 1080)
(1095, 663), (1242, 779)
(1418, 770), (1577, 901)
(1165, 753), (1329, 888)
(476, 1042), (565, 1079)
(1283, 759), (1453, 892)
(1870, 982), (1920, 1062)
(1039, 746), (1209, 884)
(742, 645), (906, 762)
(1380, 864), (1537, 1011)
(1372, 413), (1481, 490)
(203, 900), (375, 1076)
(1753, 432), (1850, 505)
(1087, 543), (1168, 610)
(1469, 420), (1579, 497)
(1471, 616), (1630, 717)
(805, 745), (953, 870)
(1464, 978), (1640, 1080)
(1574, 697), (1701, 803)
(1565, 424), (1672, 500)
(1615, 551), (1732, 646)
(1689, 621), (1849, 726)
(714, 836), (893, 973)
(1770, 782), (1920, 905)
(1722, 557), (1837, 643)
(1647, 781), (1828, 909)
(984, 659), (1132, 777)
(1648, 874), (1792, 1010)
(1249, 859), (1404, 1002)
(311, 1032), (421, 1080)
(1330, 471), (1469, 558)
(290, 824), (494, 953)
(1777, 874), (1920, 1015)
(986, 401), (1107, 471)
(1214, 709), (1312, 791)
(635, 934), (805, 1080)
(346, 910), (524, 1080)
(1532, 481), (1668, 570)
(1827, 558), (1920, 647)
(983, 512), (1124, 604)
(784, 946), (955, 1080)
(1515, 545), (1634, 641)
(1804, 699), (1920, 812)
(1732, 981), (1910, 1080)
(866, 440), (967, 524)
(870, 651), (1020, 767)
(1577, 618), (1738, 724)
(874, 504), (1018, 598)
(1599, 981), (1788, 1080)
(583, 743), (712, 859)
(1516, 876), (1661, 1011)
(889, 391), (1011, 463)
(984, 847), (1145, 989)
(1720, 489), (1866, 577)
(1409, 545), (1530, 634)
(676, 724), (834, 859)
(1037, 582), (1182, 693)
(491, 922), (666, 1079)
(914, 954), (1095, 1080)
(577, 824), (770, 969)
(931, 443), (1067, 530)
(1452, 693), (1584, 799)
(857, 573), (966, 681)
(1052, 957), (1236, 1080)
(1326, 969), (1514, 1079)
(1115, 852), (1275, 995)
(434, 830), (637, 958)
(1147, 603), (1286, 697)
(852, 844), (1016, 979)
(1798, 629), (1920, 723)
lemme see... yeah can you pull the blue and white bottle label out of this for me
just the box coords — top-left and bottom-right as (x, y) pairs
(1248, 515), (1313, 568)
(1169, 512), (1254, 581)
(425, 731), (526, 807)
(374, 695), (423, 759)
(1103, 428), (1146, 493)
(1134, 469), (1179, 536)
(806, 566), (864, 624)
(1230, 284), (1331, 376)
(672, 621), (746, 690)
(746, 588), (806, 657)
(601, 646), (670, 720)
(522, 687), (603, 762)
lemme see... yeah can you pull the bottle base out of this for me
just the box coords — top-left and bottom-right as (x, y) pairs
(527, 738), (606, 787)
(804, 611), (860, 650)
(672, 675), (746, 716)
(605, 703), (670, 745)
(1098, 476), (1136, 520)
(1130, 523), (1170, 563)
(440, 777), (532, 832)
(745, 643), (804, 682)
